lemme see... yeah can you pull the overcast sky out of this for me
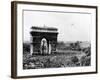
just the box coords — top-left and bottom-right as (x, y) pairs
(23, 10), (91, 42)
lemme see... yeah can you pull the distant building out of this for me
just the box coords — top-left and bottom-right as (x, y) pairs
(30, 26), (58, 55)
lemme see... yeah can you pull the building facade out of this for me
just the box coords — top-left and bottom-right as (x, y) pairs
(30, 26), (58, 55)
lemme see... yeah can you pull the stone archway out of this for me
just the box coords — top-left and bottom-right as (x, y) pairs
(30, 26), (58, 55)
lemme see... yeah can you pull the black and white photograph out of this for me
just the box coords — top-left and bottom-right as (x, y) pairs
(11, 1), (97, 78)
(23, 10), (92, 69)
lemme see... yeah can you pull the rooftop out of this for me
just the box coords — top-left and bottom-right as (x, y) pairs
(31, 26), (58, 33)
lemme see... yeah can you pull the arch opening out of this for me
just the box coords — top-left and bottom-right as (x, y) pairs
(40, 38), (48, 54)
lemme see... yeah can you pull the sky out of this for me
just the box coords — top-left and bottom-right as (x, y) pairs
(23, 10), (91, 42)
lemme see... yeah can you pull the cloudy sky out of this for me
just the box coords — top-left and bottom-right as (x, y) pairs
(23, 10), (91, 42)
